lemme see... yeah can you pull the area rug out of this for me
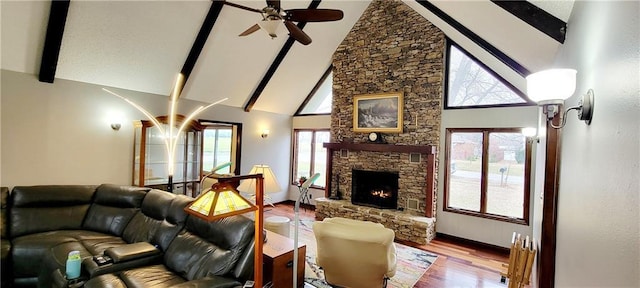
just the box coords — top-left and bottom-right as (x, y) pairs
(289, 220), (437, 288)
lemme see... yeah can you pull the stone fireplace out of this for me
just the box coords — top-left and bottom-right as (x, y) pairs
(351, 169), (399, 210)
(316, 143), (437, 244)
(314, 0), (444, 245)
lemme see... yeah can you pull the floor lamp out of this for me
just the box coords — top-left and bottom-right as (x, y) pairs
(293, 173), (321, 288)
(184, 174), (265, 288)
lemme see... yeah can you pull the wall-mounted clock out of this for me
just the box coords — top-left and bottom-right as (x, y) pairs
(368, 132), (383, 143)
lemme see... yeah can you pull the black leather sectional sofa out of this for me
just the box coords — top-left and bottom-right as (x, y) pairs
(0, 184), (256, 288)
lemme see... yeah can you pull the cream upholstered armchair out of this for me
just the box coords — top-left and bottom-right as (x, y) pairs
(312, 217), (397, 288)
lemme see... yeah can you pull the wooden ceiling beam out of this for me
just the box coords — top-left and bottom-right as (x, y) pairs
(491, 0), (566, 43)
(39, 0), (70, 83)
(244, 0), (322, 112)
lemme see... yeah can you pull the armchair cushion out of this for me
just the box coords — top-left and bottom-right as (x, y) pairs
(313, 217), (397, 288)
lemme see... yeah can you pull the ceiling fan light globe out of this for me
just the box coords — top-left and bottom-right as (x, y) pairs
(258, 19), (284, 38)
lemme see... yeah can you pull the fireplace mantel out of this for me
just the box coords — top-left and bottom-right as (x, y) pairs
(323, 142), (436, 154)
(322, 142), (437, 218)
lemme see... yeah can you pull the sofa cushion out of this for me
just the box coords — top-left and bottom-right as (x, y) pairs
(82, 184), (148, 236)
(121, 264), (187, 287)
(84, 273), (128, 288)
(10, 185), (96, 238)
(163, 215), (255, 280)
(84, 266), (244, 288)
(11, 230), (111, 278)
(121, 190), (191, 251)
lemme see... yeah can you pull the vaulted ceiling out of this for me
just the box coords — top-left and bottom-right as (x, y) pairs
(1, 0), (573, 115)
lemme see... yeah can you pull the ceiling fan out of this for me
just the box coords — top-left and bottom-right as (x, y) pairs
(224, 0), (344, 45)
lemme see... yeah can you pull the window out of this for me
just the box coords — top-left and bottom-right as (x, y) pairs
(445, 42), (530, 108)
(202, 123), (239, 175)
(444, 128), (531, 224)
(293, 129), (330, 188)
(295, 67), (333, 115)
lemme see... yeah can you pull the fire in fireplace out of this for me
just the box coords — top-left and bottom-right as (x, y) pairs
(351, 169), (398, 209)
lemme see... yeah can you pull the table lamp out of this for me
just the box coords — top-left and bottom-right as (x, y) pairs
(237, 164), (281, 207)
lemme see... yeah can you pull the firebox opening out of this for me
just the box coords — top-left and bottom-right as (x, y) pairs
(351, 169), (399, 209)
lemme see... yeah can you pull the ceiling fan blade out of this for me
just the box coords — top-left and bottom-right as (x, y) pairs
(285, 9), (344, 22)
(266, 0), (281, 10)
(239, 24), (261, 36)
(284, 21), (312, 45)
(224, 1), (263, 14)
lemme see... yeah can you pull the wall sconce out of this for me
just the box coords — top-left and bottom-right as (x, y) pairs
(526, 68), (594, 129)
(107, 111), (124, 131)
(261, 129), (269, 139)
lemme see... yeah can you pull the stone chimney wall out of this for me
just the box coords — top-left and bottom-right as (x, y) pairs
(330, 0), (444, 216)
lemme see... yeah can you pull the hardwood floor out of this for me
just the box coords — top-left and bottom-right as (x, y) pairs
(265, 203), (511, 288)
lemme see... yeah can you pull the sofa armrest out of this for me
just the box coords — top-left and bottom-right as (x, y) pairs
(104, 242), (160, 263)
(83, 255), (163, 278)
(169, 276), (243, 288)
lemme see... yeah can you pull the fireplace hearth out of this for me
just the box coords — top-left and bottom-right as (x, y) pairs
(351, 169), (398, 209)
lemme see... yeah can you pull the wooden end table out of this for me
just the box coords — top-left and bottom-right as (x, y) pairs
(263, 230), (306, 288)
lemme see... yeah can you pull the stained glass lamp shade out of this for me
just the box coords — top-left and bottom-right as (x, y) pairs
(186, 182), (257, 221)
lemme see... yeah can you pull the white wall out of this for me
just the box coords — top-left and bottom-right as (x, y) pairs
(0, 70), (293, 203)
(530, 112), (546, 286)
(437, 106), (539, 248)
(551, 1), (640, 286)
(290, 115), (331, 202)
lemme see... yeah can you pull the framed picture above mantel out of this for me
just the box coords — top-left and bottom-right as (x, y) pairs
(352, 92), (404, 133)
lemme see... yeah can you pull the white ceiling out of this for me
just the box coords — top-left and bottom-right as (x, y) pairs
(1, 0), (573, 115)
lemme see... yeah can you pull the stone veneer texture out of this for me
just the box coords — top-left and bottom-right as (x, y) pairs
(330, 0), (444, 217)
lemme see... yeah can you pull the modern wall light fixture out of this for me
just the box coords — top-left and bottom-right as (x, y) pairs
(261, 129), (270, 138)
(107, 111), (124, 131)
(526, 68), (594, 129)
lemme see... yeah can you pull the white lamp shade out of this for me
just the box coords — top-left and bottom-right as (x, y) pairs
(258, 19), (284, 38)
(237, 165), (281, 194)
(526, 69), (577, 103)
